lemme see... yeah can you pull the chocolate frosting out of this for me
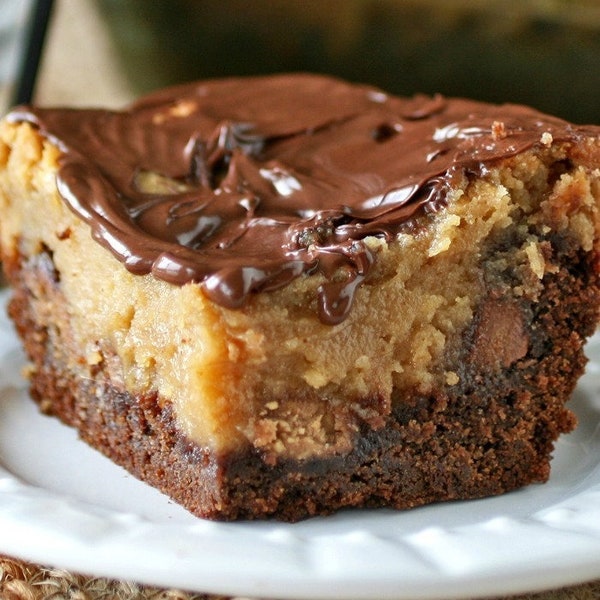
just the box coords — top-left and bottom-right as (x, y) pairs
(8, 74), (597, 323)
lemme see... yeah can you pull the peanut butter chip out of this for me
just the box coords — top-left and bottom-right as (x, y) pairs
(470, 295), (529, 371)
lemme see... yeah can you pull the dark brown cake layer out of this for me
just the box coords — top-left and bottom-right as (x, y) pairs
(4, 225), (596, 521)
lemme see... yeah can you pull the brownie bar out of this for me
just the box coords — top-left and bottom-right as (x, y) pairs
(1, 74), (599, 521)
(4, 223), (594, 520)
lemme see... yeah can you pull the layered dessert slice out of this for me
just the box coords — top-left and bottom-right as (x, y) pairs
(0, 74), (599, 520)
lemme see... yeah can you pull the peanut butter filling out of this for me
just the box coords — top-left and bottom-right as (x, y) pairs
(1, 119), (598, 459)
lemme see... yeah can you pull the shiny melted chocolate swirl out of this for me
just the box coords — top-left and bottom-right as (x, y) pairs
(8, 74), (592, 323)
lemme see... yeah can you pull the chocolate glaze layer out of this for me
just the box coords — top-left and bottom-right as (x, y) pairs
(7, 74), (597, 323)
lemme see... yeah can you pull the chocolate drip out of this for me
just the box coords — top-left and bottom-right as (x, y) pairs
(8, 74), (596, 323)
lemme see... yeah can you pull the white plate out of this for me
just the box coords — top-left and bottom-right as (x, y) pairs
(1, 291), (600, 600)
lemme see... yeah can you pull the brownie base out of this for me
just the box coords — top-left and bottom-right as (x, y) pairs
(3, 237), (598, 521)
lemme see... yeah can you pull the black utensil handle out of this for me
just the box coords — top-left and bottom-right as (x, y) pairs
(11, 0), (55, 106)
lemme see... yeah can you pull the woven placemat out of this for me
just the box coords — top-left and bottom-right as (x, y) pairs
(1, 555), (600, 600)
(0, 556), (220, 600)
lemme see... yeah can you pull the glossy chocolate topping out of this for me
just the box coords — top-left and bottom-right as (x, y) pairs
(8, 74), (595, 323)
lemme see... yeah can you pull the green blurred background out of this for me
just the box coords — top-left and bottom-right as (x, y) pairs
(97, 0), (599, 124)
